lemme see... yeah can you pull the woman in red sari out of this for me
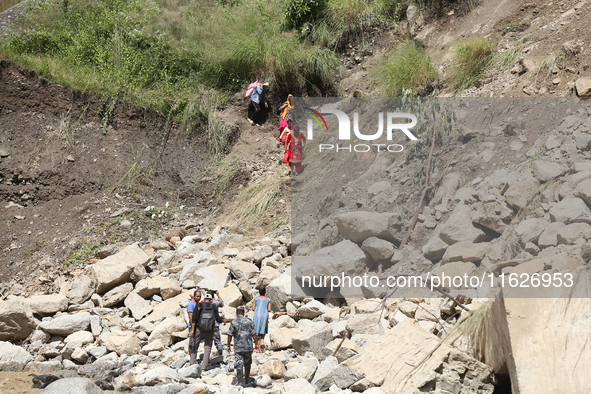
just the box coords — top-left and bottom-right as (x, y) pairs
(280, 120), (293, 165)
(289, 126), (306, 176)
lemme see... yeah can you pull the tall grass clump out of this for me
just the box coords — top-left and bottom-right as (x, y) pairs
(302, 0), (404, 50)
(448, 36), (493, 90)
(373, 40), (438, 96)
(229, 174), (289, 229)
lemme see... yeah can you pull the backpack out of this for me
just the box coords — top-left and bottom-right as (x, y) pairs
(198, 302), (216, 332)
(245, 79), (259, 98)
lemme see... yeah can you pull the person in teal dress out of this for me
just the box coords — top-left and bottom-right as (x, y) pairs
(251, 286), (271, 352)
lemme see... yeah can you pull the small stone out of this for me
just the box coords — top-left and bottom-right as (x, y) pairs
(66, 155), (75, 162)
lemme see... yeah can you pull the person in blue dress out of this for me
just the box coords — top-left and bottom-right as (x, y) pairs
(251, 286), (271, 352)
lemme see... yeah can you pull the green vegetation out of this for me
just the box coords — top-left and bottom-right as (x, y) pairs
(373, 40), (438, 96)
(1, 0), (339, 102)
(448, 36), (492, 90)
(65, 242), (101, 266)
(291, 0), (405, 50)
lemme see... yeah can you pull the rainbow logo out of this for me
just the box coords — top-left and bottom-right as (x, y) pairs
(304, 107), (328, 132)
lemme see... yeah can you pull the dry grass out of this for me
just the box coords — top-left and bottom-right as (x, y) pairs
(446, 301), (493, 361)
(0, 0), (20, 13)
(229, 174), (290, 230)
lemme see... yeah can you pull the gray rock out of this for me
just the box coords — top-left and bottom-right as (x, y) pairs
(576, 134), (591, 151)
(192, 265), (230, 291)
(299, 300), (329, 319)
(89, 243), (151, 293)
(229, 261), (259, 282)
(255, 374), (273, 388)
(312, 356), (363, 391)
(66, 275), (96, 305)
(0, 341), (34, 371)
(23, 294), (69, 314)
(439, 202), (486, 245)
(532, 160), (568, 182)
(0, 299), (36, 341)
(102, 283), (134, 308)
(513, 218), (548, 247)
(549, 198), (591, 224)
(40, 312), (91, 336)
(284, 358), (318, 382)
(293, 239), (369, 280)
(254, 245), (274, 263)
(292, 323), (333, 355)
(361, 237), (395, 261)
(135, 276), (182, 300)
(136, 367), (179, 386)
(576, 77), (591, 97)
(180, 364), (201, 379)
(504, 175), (539, 211)
(24, 360), (62, 373)
(283, 378), (315, 394)
(170, 357), (189, 370)
(335, 212), (399, 243)
(178, 252), (212, 283)
(41, 377), (103, 393)
(124, 292), (153, 320)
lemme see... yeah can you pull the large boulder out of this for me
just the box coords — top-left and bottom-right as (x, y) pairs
(439, 202), (487, 245)
(0, 299), (37, 341)
(312, 356), (363, 391)
(283, 378), (316, 394)
(0, 341), (33, 371)
(135, 276), (181, 300)
(361, 237), (395, 261)
(441, 241), (492, 263)
(148, 315), (186, 347)
(270, 328), (300, 350)
(102, 283), (134, 308)
(23, 294), (69, 314)
(39, 312), (91, 336)
(89, 243), (151, 293)
(65, 275), (95, 305)
(292, 322), (333, 355)
(124, 292), (153, 320)
(532, 160), (568, 182)
(259, 360), (286, 379)
(293, 240), (369, 280)
(178, 252), (212, 283)
(576, 77), (591, 97)
(40, 377), (104, 394)
(504, 175), (539, 211)
(335, 211), (399, 243)
(481, 282), (591, 394)
(513, 218), (548, 247)
(192, 265), (230, 291)
(229, 261), (259, 282)
(549, 198), (591, 224)
(284, 359), (318, 382)
(348, 320), (494, 392)
(218, 284), (243, 307)
(255, 267), (281, 288)
(99, 329), (142, 356)
(266, 269), (304, 312)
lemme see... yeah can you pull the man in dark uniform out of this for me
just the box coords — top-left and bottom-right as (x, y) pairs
(227, 306), (260, 387)
(189, 293), (225, 370)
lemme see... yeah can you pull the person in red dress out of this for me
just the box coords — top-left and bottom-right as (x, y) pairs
(289, 126), (306, 176)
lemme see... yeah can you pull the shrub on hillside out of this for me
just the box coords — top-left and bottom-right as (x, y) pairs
(373, 40), (438, 96)
(449, 36), (493, 90)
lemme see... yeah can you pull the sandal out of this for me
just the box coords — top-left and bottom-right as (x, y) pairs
(253, 348), (261, 353)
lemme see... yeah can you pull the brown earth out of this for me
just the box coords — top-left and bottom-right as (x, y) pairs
(0, 59), (287, 289)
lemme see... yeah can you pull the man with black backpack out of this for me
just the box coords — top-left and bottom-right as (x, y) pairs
(189, 292), (226, 369)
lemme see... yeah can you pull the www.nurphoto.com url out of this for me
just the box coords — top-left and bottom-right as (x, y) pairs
(300, 272), (575, 292)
